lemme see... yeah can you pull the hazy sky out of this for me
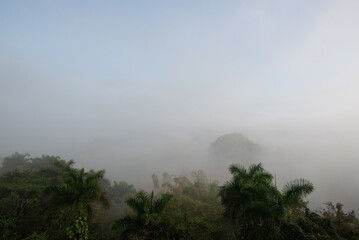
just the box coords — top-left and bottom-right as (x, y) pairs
(1, 1), (359, 210)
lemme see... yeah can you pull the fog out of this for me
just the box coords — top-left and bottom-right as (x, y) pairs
(1, 1), (359, 212)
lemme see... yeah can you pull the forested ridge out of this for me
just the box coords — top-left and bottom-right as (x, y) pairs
(1, 153), (358, 240)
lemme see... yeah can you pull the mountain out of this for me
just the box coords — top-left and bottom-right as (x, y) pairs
(209, 133), (262, 166)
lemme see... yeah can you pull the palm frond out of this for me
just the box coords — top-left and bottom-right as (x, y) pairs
(248, 163), (264, 176)
(126, 191), (150, 215)
(152, 193), (173, 214)
(229, 164), (246, 177)
(45, 166), (109, 217)
(112, 216), (138, 231)
(282, 178), (314, 204)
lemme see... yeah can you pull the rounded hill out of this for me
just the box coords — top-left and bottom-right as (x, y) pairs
(209, 133), (262, 165)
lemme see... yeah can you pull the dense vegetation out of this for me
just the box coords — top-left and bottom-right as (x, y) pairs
(0, 153), (358, 240)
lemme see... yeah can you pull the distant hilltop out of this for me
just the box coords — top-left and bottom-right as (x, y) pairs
(209, 133), (262, 166)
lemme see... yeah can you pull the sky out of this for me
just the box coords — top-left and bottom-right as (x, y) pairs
(1, 1), (359, 211)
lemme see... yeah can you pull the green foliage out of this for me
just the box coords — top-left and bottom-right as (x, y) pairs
(110, 180), (136, 204)
(282, 179), (314, 207)
(66, 211), (89, 240)
(24, 232), (48, 240)
(0, 171), (49, 240)
(0, 152), (31, 172)
(319, 202), (359, 239)
(46, 167), (110, 217)
(0, 155), (78, 240)
(112, 190), (172, 239)
(219, 163), (315, 240)
(161, 195), (224, 239)
(1, 152), (358, 240)
(154, 169), (225, 239)
(0, 154), (110, 240)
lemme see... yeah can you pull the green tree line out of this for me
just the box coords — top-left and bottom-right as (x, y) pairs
(0, 153), (358, 240)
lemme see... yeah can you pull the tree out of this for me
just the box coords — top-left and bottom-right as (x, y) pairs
(152, 174), (160, 193)
(0, 157), (72, 240)
(46, 167), (110, 239)
(319, 202), (359, 239)
(0, 152), (31, 173)
(219, 163), (314, 240)
(112, 190), (172, 239)
(47, 167), (110, 216)
(218, 163), (278, 239)
(111, 181), (136, 204)
(162, 170), (224, 239)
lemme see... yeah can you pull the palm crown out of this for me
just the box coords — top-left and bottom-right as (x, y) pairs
(47, 166), (110, 217)
(113, 190), (172, 239)
(219, 163), (314, 240)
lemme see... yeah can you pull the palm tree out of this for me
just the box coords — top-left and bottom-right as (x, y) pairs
(219, 163), (281, 240)
(219, 163), (314, 240)
(282, 178), (314, 209)
(47, 167), (110, 217)
(111, 181), (136, 204)
(112, 190), (172, 239)
(46, 166), (110, 239)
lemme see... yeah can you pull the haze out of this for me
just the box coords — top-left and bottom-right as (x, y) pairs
(1, 1), (359, 212)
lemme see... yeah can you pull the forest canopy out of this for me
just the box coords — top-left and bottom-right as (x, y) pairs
(0, 152), (358, 240)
